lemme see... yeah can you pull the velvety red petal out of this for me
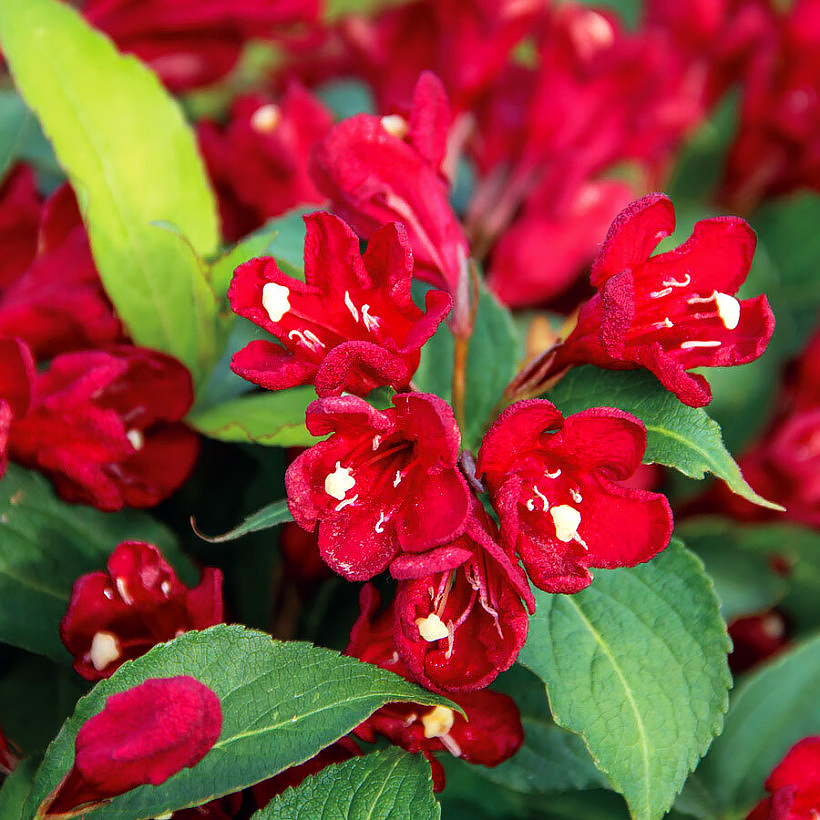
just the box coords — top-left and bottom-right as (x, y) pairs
(303, 211), (371, 292)
(408, 71), (450, 169)
(0, 337), (34, 417)
(314, 341), (414, 397)
(230, 339), (318, 392)
(390, 544), (473, 579)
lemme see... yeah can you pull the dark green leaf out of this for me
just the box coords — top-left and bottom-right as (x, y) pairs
(549, 367), (782, 510)
(0, 465), (191, 661)
(0, 0), (222, 386)
(22, 625), (457, 819)
(519, 540), (731, 820)
(0, 91), (58, 181)
(0, 757), (38, 818)
(256, 749), (439, 820)
(696, 634), (820, 817)
(187, 387), (315, 447)
(193, 499), (293, 543)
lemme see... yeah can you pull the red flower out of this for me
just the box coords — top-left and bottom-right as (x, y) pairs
(346, 585), (524, 791)
(309, 72), (472, 333)
(229, 212), (451, 397)
(0, 164), (41, 291)
(393, 505), (535, 693)
(747, 736), (820, 820)
(197, 83), (332, 243)
(44, 676), (222, 816)
(728, 610), (791, 675)
(0, 184), (125, 360)
(60, 541), (223, 681)
(9, 345), (199, 510)
(0, 337), (34, 478)
(0, 723), (17, 777)
(543, 194), (775, 407)
(477, 399), (674, 594)
(286, 392), (470, 581)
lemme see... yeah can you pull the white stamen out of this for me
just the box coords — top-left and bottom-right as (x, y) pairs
(681, 340), (721, 349)
(372, 435), (381, 450)
(416, 613), (450, 642)
(715, 292), (741, 330)
(653, 317), (674, 329)
(686, 290), (718, 305)
(526, 499), (536, 511)
(662, 273), (691, 288)
(90, 631), (120, 671)
(262, 282), (291, 322)
(115, 576), (133, 605)
(335, 493), (358, 511)
(324, 461), (355, 500)
(532, 485), (550, 511)
(650, 286), (673, 298)
(344, 290), (360, 322)
(126, 429), (144, 451)
(160, 580), (172, 597)
(380, 114), (409, 139)
(570, 488), (583, 503)
(103, 587), (114, 600)
(761, 614), (785, 639)
(421, 705), (455, 739)
(361, 304), (380, 332)
(402, 712), (418, 727)
(250, 103), (281, 134)
(375, 511), (388, 534)
(393, 470), (404, 487)
(439, 732), (464, 758)
(550, 504), (582, 542)
(544, 468), (562, 479)
(288, 329), (325, 352)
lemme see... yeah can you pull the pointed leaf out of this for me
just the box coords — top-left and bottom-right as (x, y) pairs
(549, 367), (782, 510)
(22, 625), (457, 819)
(257, 748), (440, 820)
(518, 540), (731, 820)
(193, 499), (293, 543)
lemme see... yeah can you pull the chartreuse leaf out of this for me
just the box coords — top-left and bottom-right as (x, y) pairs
(0, 0), (221, 386)
(415, 281), (521, 450)
(0, 465), (190, 662)
(695, 634), (820, 818)
(187, 387), (315, 447)
(194, 499), (293, 543)
(549, 366), (782, 510)
(257, 748), (440, 820)
(22, 626), (457, 820)
(518, 540), (730, 820)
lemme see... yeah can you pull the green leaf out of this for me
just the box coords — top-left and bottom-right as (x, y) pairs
(696, 634), (820, 817)
(23, 625), (457, 819)
(518, 540), (731, 820)
(0, 91), (59, 181)
(187, 387), (315, 447)
(256, 748), (440, 820)
(476, 665), (607, 795)
(415, 282), (522, 450)
(193, 499), (293, 543)
(0, 757), (38, 818)
(0, 465), (191, 661)
(549, 367), (783, 510)
(0, 0), (221, 386)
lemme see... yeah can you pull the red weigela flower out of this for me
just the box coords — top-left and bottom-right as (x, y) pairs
(747, 736), (820, 820)
(0, 164), (41, 291)
(286, 392), (470, 581)
(60, 541), (224, 680)
(229, 212), (451, 397)
(546, 193), (775, 407)
(477, 399), (674, 594)
(392, 505), (535, 693)
(0, 337), (34, 478)
(44, 676), (222, 816)
(9, 346), (199, 510)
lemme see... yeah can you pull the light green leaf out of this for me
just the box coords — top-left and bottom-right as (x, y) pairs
(188, 387), (315, 447)
(257, 749), (440, 820)
(519, 540), (731, 820)
(549, 367), (782, 510)
(23, 625), (457, 819)
(0, 0), (221, 386)
(0, 465), (191, 661)
(193, 499), (293, 543)
(696, 634), (820, 818)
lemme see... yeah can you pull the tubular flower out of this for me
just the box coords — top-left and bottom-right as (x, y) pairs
(309, 72), (472, 332)
(60, 541), (224, 681)
(0, 337), (35, 478)
(747, 736), (820, 820)
(44, 676), (222, 816)
(285, 392), (470, 581)
(9, 346), (199, 510)
(0, 164), (41, 291)
(229, 212), (451, 397)
(477, 399), (674, 594)
(545, 193), (775, 407)
(346, 585), (524, 791)
(392, 504), (535, 693)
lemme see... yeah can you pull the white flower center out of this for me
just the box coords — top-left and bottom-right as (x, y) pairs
(416, 613), (449, 642)
(90, 631), (121, 671)
(715, 292), (741, 330)
(262, 282), (291, 323)
(380, 114), (409, 139)
(324, 462), (355, 501)
(421, 705), (455, 739)
(550, 504), (582, 542)
(250, 103), (281, 134)
(126, 428), (144, 451)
